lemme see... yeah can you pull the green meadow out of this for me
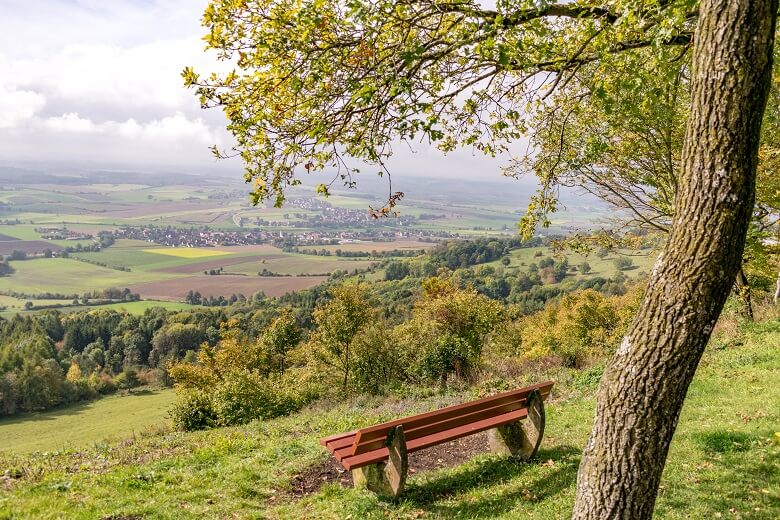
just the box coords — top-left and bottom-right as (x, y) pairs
(497, 246), (659, 280)
(0, 258), (171, 294)
(225, 254), (378, 276)
(0, 389), (175, 454)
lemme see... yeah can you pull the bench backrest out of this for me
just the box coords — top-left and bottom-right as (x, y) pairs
(351, 380), (554, 456)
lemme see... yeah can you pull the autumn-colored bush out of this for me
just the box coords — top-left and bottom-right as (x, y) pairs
(516, 288), (641, 368)
(394, 277), (504, 385)
(168, 312), (317, 430)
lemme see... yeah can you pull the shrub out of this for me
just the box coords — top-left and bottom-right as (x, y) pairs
(613, 257), (634, 271)
(518, 289), (629, 368)
(137, 368), (168, 387)
(64, 378), (94, 402)
(170, 390), (218, 431)
(114, 369), (140, 389)
(169, 326), (321, 430)
(349, 322), (404, 394)
(0, 372), (20, 415)
(88, 372), (116, 395)
(211, 372), (312, 425)
(394, 279), (504, 385)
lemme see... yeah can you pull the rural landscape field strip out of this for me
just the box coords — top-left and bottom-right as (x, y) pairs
(154, 253), (289, 273)
(128, 275), (330, 299)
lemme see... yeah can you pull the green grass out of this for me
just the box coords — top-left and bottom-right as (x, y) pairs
(59, 300), (200, 315)
(1, 322), (777, 519)
(0, 224), (44, 241)
(498, 246), (659, 281)
(70, 242), (281, 272)
(0, 258), (172, 295)
(0, 389), (175, 454)
(0, 298), (197, 317)
(226, 254), (378, 276)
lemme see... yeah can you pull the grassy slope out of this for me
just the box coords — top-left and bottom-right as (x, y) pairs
(1, 322), (777, 519)
(497, 246), (659, 281)
(0, 389), (175, 454)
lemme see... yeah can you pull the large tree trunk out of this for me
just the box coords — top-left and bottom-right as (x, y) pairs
(571, 1), (777, 519)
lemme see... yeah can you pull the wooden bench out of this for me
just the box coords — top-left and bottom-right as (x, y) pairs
(320, 380), (554, 497)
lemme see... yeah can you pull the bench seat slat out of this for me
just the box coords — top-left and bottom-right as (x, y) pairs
(333, 391), (551, 460)
(319, 430), (357, 447)
(341, 407), (529, 470)
(354, 381), (553, 446)
(323, 434), (358, 452)
(353, 398), (529, 455)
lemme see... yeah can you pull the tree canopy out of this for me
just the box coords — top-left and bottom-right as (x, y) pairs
(184, 0), (697, 223)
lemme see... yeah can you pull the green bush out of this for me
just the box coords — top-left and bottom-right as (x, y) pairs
(613, 257), (634, 271)
(349, 323), (404, 394)
(170, 390), (218, 431)
(87, 372), (116, 395)
(211, 371), (319, 427)
(519, 289), (630, 368)
(393, 280), (504, 385)
(114, 369), (140, 390)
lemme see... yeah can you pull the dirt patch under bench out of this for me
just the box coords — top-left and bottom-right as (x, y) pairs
(286, 432), (489, 498)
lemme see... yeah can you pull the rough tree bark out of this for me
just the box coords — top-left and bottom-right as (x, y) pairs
(571, 1), (777, 519)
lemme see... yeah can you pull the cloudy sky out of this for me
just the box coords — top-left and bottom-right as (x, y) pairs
(0, 0), (523, 184)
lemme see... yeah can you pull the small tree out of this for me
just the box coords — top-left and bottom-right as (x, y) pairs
(65, 362), (82, 383)
(261, 309), (301, 373)
(579, 262), (592, 274)
(309, 284), (373, 388)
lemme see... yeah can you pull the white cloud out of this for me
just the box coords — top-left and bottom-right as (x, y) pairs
(42, 112), (218, 144)
(0, 0), (517, 182)
(0, 84), (46, 129)
(43, 113), (97, 133)
(0, 0), (231, 169)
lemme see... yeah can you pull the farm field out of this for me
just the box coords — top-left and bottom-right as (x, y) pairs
(60, 300), (199, 315)
(128, 275), (329, 300)
(0, 258), (171, 295)
(224, 255), (378, 276)
(0, 241), (657, 306)
(0, 240), (62, 255)
(0, 176), (612, 236)
(0, 389), (175, 454)
(316, 240), (436, 253)
(0, 175), (620, 311)
(0, 300), (198, 317)
(143, 248), (232, 258)
(0, 241), (384, 304)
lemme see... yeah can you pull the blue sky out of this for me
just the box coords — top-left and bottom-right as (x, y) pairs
(0, 0), (528, 185)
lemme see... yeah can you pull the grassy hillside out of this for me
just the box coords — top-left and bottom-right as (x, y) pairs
(0, 389), (175, 454)
(497, 246), (658, 281)
(1, 321), (777, 519)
